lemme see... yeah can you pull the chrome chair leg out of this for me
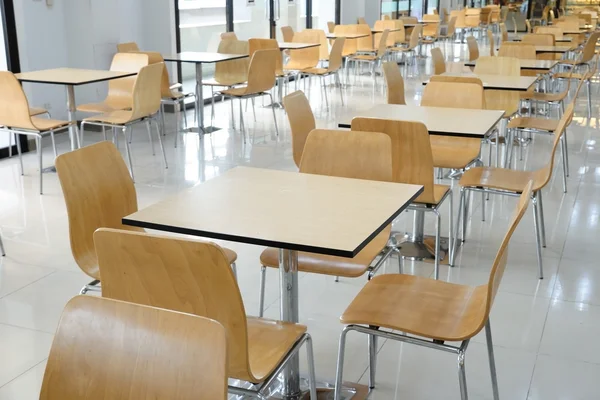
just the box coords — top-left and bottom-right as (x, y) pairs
(485, 320), (500, 400)
(433, 208), (441, 280)
(123, 126), (135, 182)
(449, 192), (455, 267)
(80, 279), (101, 295)
(268, 93), (280, 137)
(146, 120), (155, 156)
(457, 341), (469, 400)
(80, 121), (86, 147)
(532, 194), (544, 279)
(153, 118), (168, 169)
(259, 266), (266, 317)
(37, 136), (43, 195)
(563, 128), (570, 177)
(560, 135), (568, 193)
(305, 335), (319, 400)
(333, 326), (350, 400)
(481, 190), (486, 222)
(102, 126), (107, 141)
(396, 247), (404, 274)
(239, 98), (246, 144)
(8, 131), (11, 157)
(231, 262), (237, 281)
(368, 331), (378, 389)
(15, 132), (24, 176)
(50, 130), (57, 159)
(538, 190), (546, 248)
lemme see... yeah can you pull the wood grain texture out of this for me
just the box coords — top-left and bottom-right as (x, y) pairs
(40, 295), (228, 400)
(282, 91), (315, 168)
(16, 67), (137, 86)
(438, 71), (537, 91)
(382, 62), (407, 105)
(221, 49), (277, 96)
(340, 181), (534, 341)
(123, 166), (422, 258)
(338, 104), (503, 138)
(94, 229), (307, 383)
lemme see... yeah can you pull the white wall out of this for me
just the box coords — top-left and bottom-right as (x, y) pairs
(13, 0), (176, 120)
(341, 0), (366, 24)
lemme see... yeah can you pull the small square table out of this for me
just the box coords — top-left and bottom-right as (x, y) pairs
(278, 42), (320, 50)
(163, 52), (249, 135)
(423, 73), (538, 91)
(464, 59), (558, 71)
(16, 68), (137, 152)
(326, 33), (370, 40)
(123, 166), (423, 399)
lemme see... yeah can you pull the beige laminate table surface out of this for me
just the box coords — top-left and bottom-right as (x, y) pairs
(16, 68), (136, 85)
(326, 33), (369, 39)
(424, 72), (538, 91)
(123, 166), (423, 258)
(464, 59), (558, 71)
(509, 35), (573, 43)
(372, 28), (401, 33)
(278, 42), (321, 50)
(533, 45), (576, 53)
(337, 104), (505, 138)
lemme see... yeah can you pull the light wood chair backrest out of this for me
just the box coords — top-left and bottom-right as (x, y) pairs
(394, 20), (406, 43)
(487, 30), (495, 56)
(534, 26), (564, 39)
(579, 31), (600, 63)
(522, 33), (555, 45)
(40, 296), (228, 400)
(117, 42), (140, 52)
(375, 30), (390, 58)
(555, 20), (580, 31)
(327, 37), (345, 72)
(304, 29), (331, 60)
(281, 25), (294, 42)
(475, 55), (520, 75)
(245, 49), (278, 94)
(136, 51), (180, 100)
(106, 52), (150, 110)
(382, 61), (406, 105)
(130, 63), (164, 121)
(215, 39), (250, 86)
(467, 36), (479, 61)
(422, 79), (485, 109)
(333, 25), (358, 56)
(422, 15), (440, 37)
(55, 142), (140, 280)
(465, 8), (481, 27)
(407, 24), (421, 50)
(0, 71), (37, 131)
(288, 30), (320, 69)
(431, 47), (446, 74)
(358, 17), (367, 24)
(248, 38), (283, 75)
(453, 9), (467, 28)
(93, 228), (257, 383)
(500, 22), (508, 42)
(374, 20), (396, 47)
(221, 32), (238, 40)
(350, 118), (436, 204)
(327, 21), (336, 33)
(498, 42), (537, 60)
(283, 91), (315, 169)
(442, 8), (449, 23)
(356, 24), (374, 51)
(446, 16), (457, 35)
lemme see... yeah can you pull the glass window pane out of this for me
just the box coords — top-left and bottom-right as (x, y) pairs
(234, 0), (269, 40)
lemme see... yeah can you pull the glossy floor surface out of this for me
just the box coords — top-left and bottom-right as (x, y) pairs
(1, 41), (600, 399)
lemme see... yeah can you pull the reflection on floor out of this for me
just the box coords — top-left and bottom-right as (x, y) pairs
(1, 41), (600, 399)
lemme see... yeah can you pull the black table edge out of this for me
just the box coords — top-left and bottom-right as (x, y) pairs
(163, 54), (249, 64)
(17, 72), (137, 86)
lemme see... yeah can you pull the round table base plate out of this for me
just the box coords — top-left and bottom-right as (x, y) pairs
(395, 234), (451, 262)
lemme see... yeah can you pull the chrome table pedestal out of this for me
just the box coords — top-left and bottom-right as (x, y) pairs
(396, 209), (451, 262)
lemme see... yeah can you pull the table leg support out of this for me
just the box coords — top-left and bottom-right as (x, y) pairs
(66, 85), (78, 151)
(279, 249), (301, 398)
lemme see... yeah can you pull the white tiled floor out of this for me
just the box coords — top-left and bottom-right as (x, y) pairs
(1, 40), (600, 399)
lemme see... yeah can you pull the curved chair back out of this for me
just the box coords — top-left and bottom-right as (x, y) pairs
(248, 38), (283, 75)
(0, 71), (37, 131)
(288, 30), (320, 69)
(375, 30), (390, 58)
(579, 31), (600, 63)
(327, 21), (336, 33)
(117, 42), (140, 52)
(475, 55), (520, 75)
(382, 62), (406, 105)
(467, 36), (479, 61)
(106, 52), (150, 110)
(136, 51), (176, 99)
(446, 16), (457, 36)
(534, 26), (564, 39)
(281, 25), (294, 42)
(358, 17), (367, 24)
(356, 24), (374, 52)
(215, 39), (249, 86)
(374, 20), (396, 47)
(333, 25), (358, 56)
(522, 33), (555, 45)
(394, 20), (407, 43)
(55, 142), (140, 280)
(350, 118), (436, 204)
(221, 32), (238, 40)
(130, 63), (164, 121)
(422, 79), (485, 109)
(555, 20), (580, 31)
(246, 49), (278, 94)
(465, 8), (481, 28)
(431, 47), (445, 74)
(304, 29), (331, 60)
(498, 42), (537, 60)
(40, 296), (228, 400)
(93, 228), (258, 383)
(328, 37), (346, 72)
(407, 24), (421, 50)
(487, 30), (495, 56)
(283, 91), (315, 168)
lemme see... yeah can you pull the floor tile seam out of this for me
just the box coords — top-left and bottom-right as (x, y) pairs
(0, 358), (47, 390)
(0, 269), (57, 300)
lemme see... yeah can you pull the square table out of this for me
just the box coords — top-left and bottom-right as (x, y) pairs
(337, 104), (504, 138)
(509, 35), (573, 43)
(326, 33), (369, 40)
(534, 45), (576, 53)
(423, 73), (538, 91)
(464, 59), (558, 71)
(163, 52), (249, 135)
(278, 42), (321, 50)
(16, 68), (137, 152)
(123, 166), (423, 399)
(371, 28), (401, 33)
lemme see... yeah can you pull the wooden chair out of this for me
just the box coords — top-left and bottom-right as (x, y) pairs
(282, 91), (315, 168)
(465, 8), (482, 35)
(304, 28), (331, 61)
(327, 21), (336, 34)
(7, 107), (53, 159)
(302, 37), (346, 108)
(248, 38), (289, 110)
(431, 47), (446, 74)
(257, 129), (397, 316)
(333, 180), (534, 400)
(452, 9), (468, 39)
(0, 71), (74, 195)
(487, 29), (495, 56)
(40, 296), (228, 400)
(93, 228), (318, 399)
(220, 49), (280, 143)
(422, 77), (486, 186)
(498, 42), (536, 59)
(382, 61), (406, 105)
(117, 42), (140, 52)
(356, 23), (376, 53)
(221, 32), (238, 40)
(77, 53), (149, 114)
(557, 31), (600, 73)
(390, 25), (421, 75)
(521, 33), (557, 62)
(421, 18), (441, 55)
(284, 30), (320, 73)
(437, 16), (457, 48)
(358, 17), (367, 25)
(55, 142), (238, 295)
(281, 25), (294, 42)
(534, 26), (564, 39)
(351, 118), (454, 277)
(80, 63), (166, 181)
(458, 102), (573, 281)
(467, 35), (479, 61)
(554, 51), (598, 119)
(333, 25), (358, 58)
(349, 30), (389, 90)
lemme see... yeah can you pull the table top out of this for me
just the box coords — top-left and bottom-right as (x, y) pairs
(337, 104), (505, 138)
(278, 42), (321, 50)
(326, 33), (370, 39)
(424, 72), (537, 91)
(509, 35), (573, 43)
(403, 23), (423, 27)
(371, 28), (401, 33)
(464, 59), (558, 70)
(122, 167), (423, 258)
(16, 68), (136, 86)
(163, 52), (249, 64)
(534, 45), (576, 53)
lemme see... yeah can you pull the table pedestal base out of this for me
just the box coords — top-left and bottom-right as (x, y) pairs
(42, 166), (57, 173)
(230, 378), (368, 399)
(396, 233), (453, 262)
(184, 126), (221, 135)
(264, 102), (285, 109)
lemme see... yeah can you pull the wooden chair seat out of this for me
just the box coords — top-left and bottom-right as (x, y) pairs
(84, 110), (138, 125)
(389, 45), (412, 52)
(202, 77), (247, 88)
(459, 166), (544, 192)
(507, 116), (559, 131)
(220, 86), (251, 97)
(351, 54), (378, 61)
(553, 71), (587, 80)
(77, 102), (127, 114)
(340, 273), (487, 341)
(283, 60), (315, 71)
(431, 137), (481, 170)
(246, 317), (307, 382)
(302, 67), (328, 75)
(260, 230), (389, 278)
(29, 107), (49, 116)
(414, 184), (451, 206)
(30, 117), (74, 132)
(525, 90), (567, 102)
